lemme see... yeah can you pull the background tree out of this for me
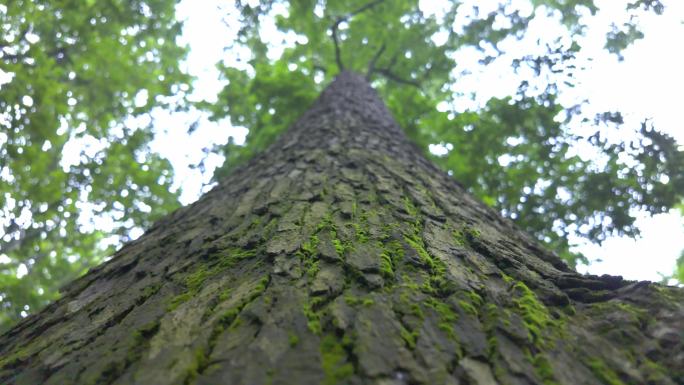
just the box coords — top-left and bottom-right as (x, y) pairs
(0, 0), (190, 328)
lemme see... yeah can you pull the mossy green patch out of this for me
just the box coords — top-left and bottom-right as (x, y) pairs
(458, 300), (478, 317)
(349, 211), (369, 243)
(167, 247), (259, 311)
(529, 352), (559, 385)
(320, 334), (354, 385)
(303, 302), (322, 335)
(379, 239), (403, 280)
(343, 295), (374, 307)
(586, 357), (625, 385)
(511, 281), (554, 346)
(263, 218), (278, 236)
(402, 196), (452, 297)
(452, 224), (481, 247)
(288, 332), (300, 347)
(425, 297), (458, 340)
(218, 288), (232, 302)
(400, 325), (419, 350)
(297, 233), (320, 279)
(183, 346), (209, 385)
(404, 232), (434, 268)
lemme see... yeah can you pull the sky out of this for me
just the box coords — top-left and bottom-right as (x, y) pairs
(149, 0), (683, 283)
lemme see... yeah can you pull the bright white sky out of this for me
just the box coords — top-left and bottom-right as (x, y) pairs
(150, 0), (684, 283)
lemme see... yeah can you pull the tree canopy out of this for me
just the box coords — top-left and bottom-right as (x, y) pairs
(0, 0), (189, 328)
(1, 0), (682, 331)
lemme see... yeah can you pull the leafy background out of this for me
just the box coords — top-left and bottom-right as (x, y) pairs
(1, 0), (682, 331)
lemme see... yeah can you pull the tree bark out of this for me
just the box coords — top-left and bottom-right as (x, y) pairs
(1, 71), (682, 385)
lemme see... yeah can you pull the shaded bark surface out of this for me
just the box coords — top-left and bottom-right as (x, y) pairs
(1, 71), (682, 385)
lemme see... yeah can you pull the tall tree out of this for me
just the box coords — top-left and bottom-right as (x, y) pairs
(208, 0), (684, 269)
(1, 71), (682, 385)
(3, 0), (683, 334)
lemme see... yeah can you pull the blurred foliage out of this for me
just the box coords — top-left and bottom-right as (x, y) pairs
(675, 251), (684, 285)
(206, 0), (683, 267)
(0, 0), (189, 330)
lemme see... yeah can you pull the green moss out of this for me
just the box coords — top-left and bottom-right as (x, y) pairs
(456, 291), (484, 317)
(379, 239), (403, 280)
(410, 302), (425, 319)
(465, 290), (483, 306)
(167, 247), (259, 311)
(216, 247), (258, 268)
(530, 353), (559, 385)
(187, 275), (269, 384)
(216, 275), (269, 331)
(586, 358), (625, 385)
(380, 250), (394, 278)
(483, 303), (500, 359)
(303, 302), (321, 335)
(458, 300), (478, 316)
(167, 265), (210, 311)
(0, 345), (31, 367)
(131, 320), (160, 343)
(320, 334), (354, 385)
(87, 320), (160, 385)
(642, 359), (668, 383)
(401, 197), (453, 298)
(511, 281), (553, 346)
(218, 288), (232, 302)
(404, 233), (434, 268)
(289, 332), (300, 347)
(452, 224), (481, 247)
(398, 290), (425, 320)
(403, 196), (420, 217)
(298, 233), (320, 279)
(350, 220), (369, 243)
(362, 298), (374, 306)
(139, 283), (161, 302)
(263, 218), (278, 236)
(218, 307), (241, 329)
(400, 326), (418, 350)
(588, 301), (649, 327)
(249, 275), (270, 302)
(425, 298), (458, 340)
(423, 274), (456, 297)
(183, 346), (209, 385)
(343, 295), (374, 307)
(332, 238), (346, 256)
(500, 272), (514, 283)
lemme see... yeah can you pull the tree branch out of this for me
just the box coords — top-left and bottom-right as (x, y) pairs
(365, 43), (386, 80)
(375, 67), (422, 89)
(331, 21), (344, 71)
(329, 0), (386, 73)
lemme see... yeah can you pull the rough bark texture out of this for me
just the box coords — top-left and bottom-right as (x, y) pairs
(1, 71), (682, 385)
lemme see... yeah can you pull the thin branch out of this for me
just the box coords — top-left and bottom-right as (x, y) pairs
(375, 67), (422, 89)
(365, 43), (386, 80)
(347, 0), (386, 18)
(331, 21), (344, 71)
(329, 0), (386, 73)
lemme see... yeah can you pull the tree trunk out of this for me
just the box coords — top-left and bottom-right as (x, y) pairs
(1, 71), (682, 385)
